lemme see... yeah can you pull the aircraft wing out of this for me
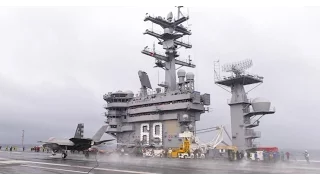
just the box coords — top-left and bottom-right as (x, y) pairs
(38, 140), (73, 146)
(38, 142), (63, 151)
(69, 138), (93, 145)
(38, 140), (56, 144)
(69, 138), (115, 145)
(94, 139), (115, 145)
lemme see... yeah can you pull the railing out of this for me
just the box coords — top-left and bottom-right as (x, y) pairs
(245, 130), (261, 138)
(144, 29), (163, 35)
(130, 91), (191, 105)
(142, 48), (166, 57)
(220, 73), (264, 81)
(244, 106), (276, 114)
(243, 73), (264, 80)
(247, 142), (260, 148)
(145, 14), (166, 21)
(106, 110), (125, 117)
(144, 29), (192, 47)
(104, 102), (128, 108)
(142, 47), (182, 60)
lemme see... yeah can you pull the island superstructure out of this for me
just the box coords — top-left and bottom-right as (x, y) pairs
(214, 59), (276, 151)
(103, 7), (210, 150)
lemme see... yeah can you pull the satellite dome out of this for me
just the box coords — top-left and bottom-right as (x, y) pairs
(182, 114), (189, 121)
(186, 72), (194, 80)
(177, 69), (186, 77)
(251, 97), (271, 112)
(125, 90), (133, 94)
(252, 97), (269, 103)
(126, 90), (134, 98)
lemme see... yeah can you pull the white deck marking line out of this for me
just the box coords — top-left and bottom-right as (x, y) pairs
(80, 166), (159, 174)
(0, 160), (26, 164)
(21, 165), (87, 174)
(19, 160), (154, 174)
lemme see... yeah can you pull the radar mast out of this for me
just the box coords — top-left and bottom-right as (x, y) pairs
(214, 60), (275, 151)
(142, 6), (195, 92)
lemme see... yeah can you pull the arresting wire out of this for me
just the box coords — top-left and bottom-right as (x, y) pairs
(87, 152), (99, 174)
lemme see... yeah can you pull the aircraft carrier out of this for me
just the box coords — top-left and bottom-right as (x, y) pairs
(0, 7), (318, 174)
(102, 6), (276, 156)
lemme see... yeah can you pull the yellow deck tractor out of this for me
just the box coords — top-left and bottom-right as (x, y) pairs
(170, 138), (191, 158)
(168, 131), (194, 159)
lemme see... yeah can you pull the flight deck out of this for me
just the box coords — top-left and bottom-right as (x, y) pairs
(0, 150), (319, 174)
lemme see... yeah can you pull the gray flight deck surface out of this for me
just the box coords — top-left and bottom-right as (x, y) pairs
(0, 151), (319, 174)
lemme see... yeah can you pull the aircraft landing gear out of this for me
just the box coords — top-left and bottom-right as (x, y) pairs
(85, 151), (89, 158)
(51, 150), (58, 156)
(62, 151), (68, 159)
(62, 147), (68, 159)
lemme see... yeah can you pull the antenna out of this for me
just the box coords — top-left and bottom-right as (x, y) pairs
(176, 6), (184, 19)
(222, 59), (253, 76)
(213, 60), (221, 81)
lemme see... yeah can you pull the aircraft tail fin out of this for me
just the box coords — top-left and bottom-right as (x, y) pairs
(74, 123), (84, 138)
(92, 125), (109, 142)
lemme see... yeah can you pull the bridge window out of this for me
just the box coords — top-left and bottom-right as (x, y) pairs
(142, 135), (147, 143)
(155, 125), (160, 135)
(143, 125), (148, 132)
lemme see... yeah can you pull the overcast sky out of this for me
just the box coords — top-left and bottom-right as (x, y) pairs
(0, 6), (319, 149)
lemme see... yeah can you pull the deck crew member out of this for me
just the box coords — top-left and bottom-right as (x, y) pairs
(304, 150), (310, 164)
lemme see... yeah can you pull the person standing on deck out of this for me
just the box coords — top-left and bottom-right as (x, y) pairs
(286, 152), (290, 161)
(245, 151), (248, 160)
(304, 150), (310, 164)
(281, 151), (285, 161)
(263, 151), (267, 162)
(254, 151), (258, 161)
(236, 151), (240, 161)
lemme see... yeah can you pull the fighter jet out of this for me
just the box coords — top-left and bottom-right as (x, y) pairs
(38, 123), (115, 159)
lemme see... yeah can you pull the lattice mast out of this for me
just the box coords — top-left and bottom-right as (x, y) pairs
(142, 6), (195, 92)
(222, 59), (253, 77)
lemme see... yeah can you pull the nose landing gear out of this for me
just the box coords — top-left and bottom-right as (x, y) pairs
(85, 151), (90, 158)
(51, 150), (57, 156)
(62, 146), (68, 159)
(62, 151), (68, 159)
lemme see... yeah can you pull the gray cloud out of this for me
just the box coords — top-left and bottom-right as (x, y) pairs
(0, 7), (319, 150)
